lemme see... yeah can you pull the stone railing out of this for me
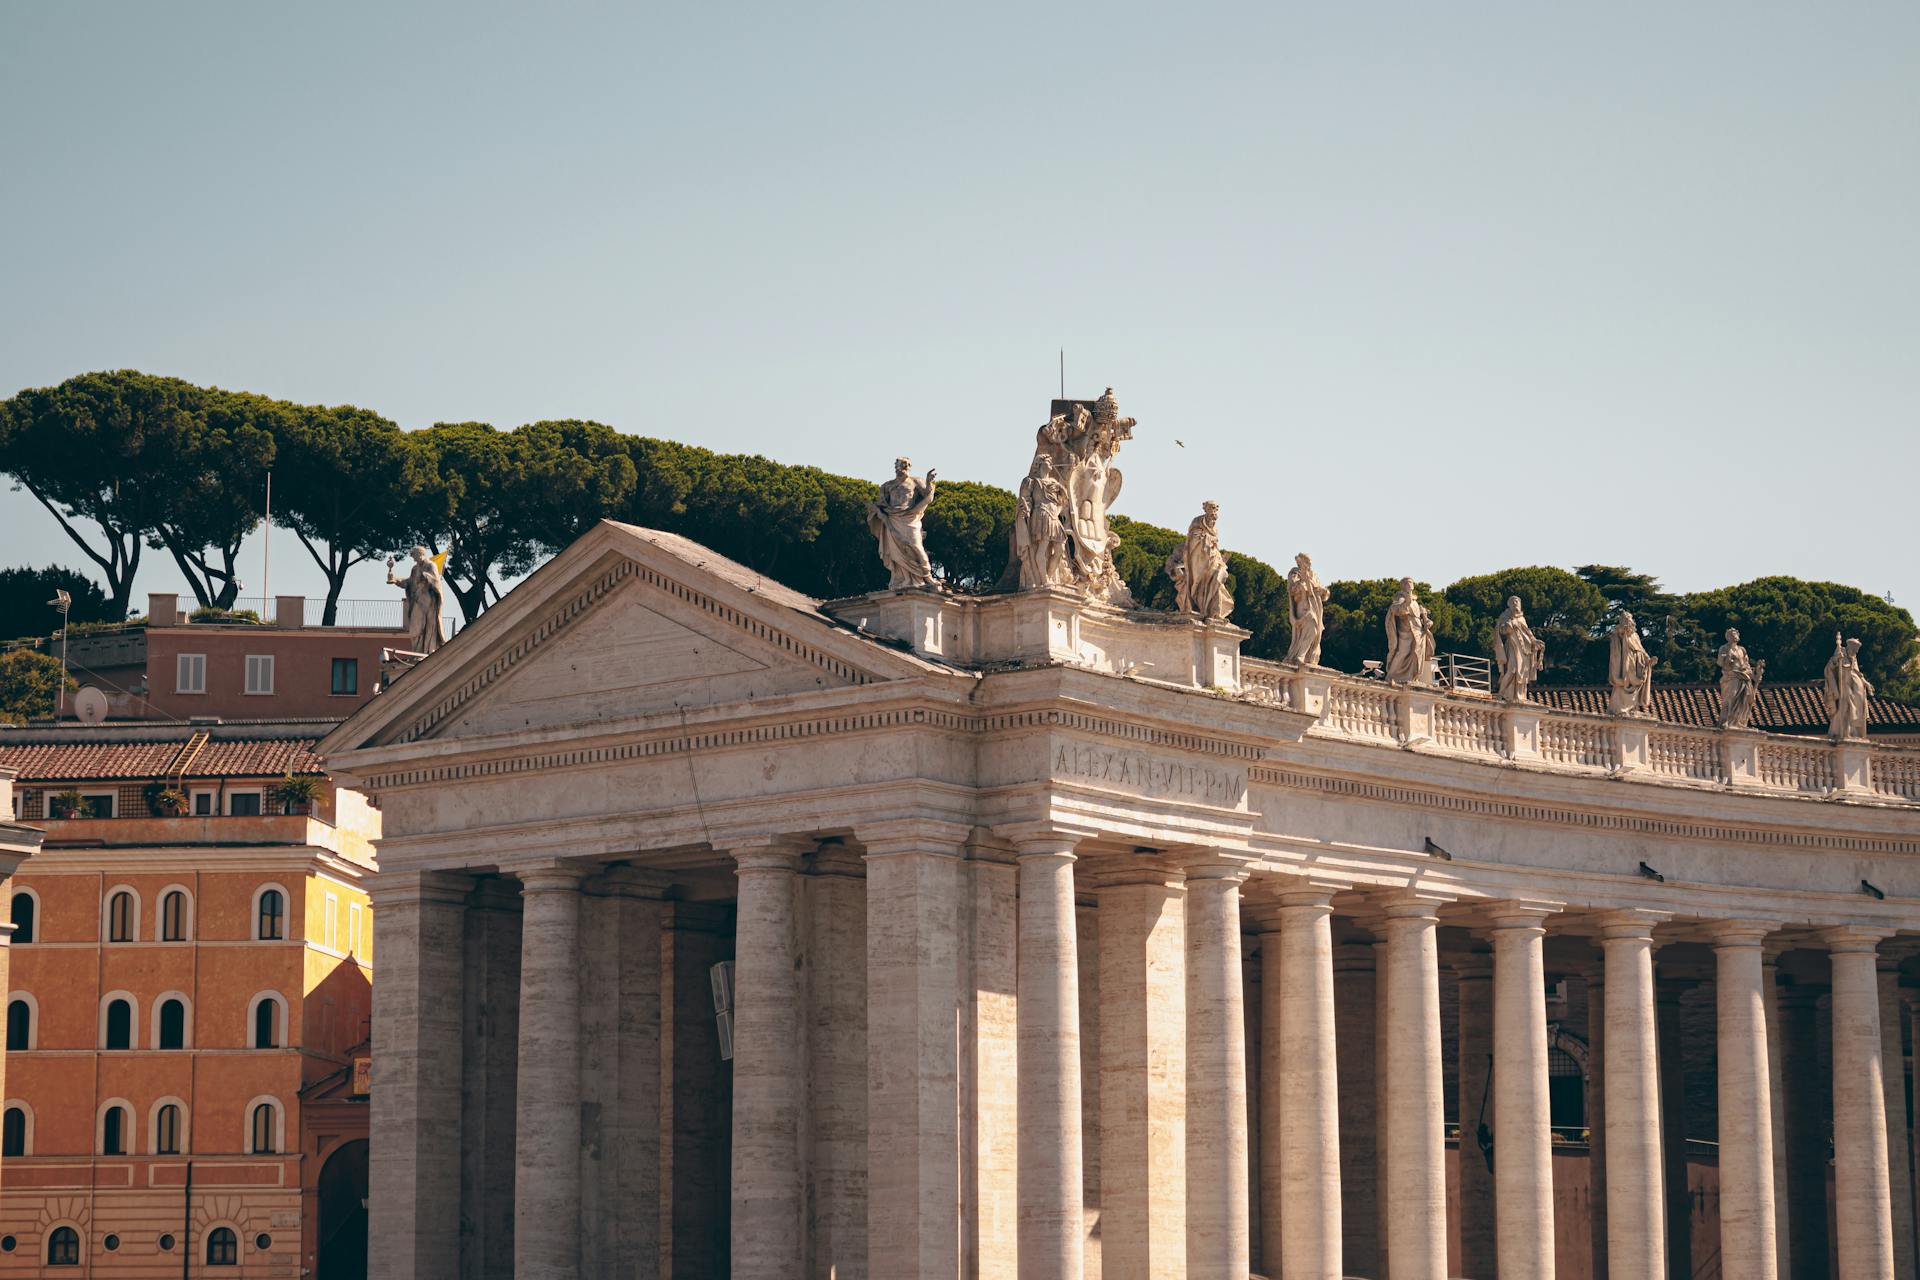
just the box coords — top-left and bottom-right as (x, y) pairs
(1241, 658), (1920, 806)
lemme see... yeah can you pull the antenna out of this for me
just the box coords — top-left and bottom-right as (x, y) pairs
(1059, 349), (1065, 399)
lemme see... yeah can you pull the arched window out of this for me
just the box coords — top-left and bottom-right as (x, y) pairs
(159, 888), (190, 941)
(256, 887), (285, 940)
(104, 996), (133, 1049)
(5, 997), (31, 1051)
(9, 891), (34, 944)
(248, 1099), (281, 1154)
(157, 998), (187, 1050)
(101, 1102), (129, 1155)
(154, 1103), (181, 1155)
(250, 992), (285, 1049)
(106, 888), (135, 942)
(2, 1104), (28, 1156)
(206, 1226), (238, 1265)
(47, 1225), (80, 1265)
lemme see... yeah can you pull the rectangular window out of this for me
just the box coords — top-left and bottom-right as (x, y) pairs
(227, 791), (263, 816)
(81, 791), (115, 818)
(191, 790), (214, 816)
(245, 654), (275, 695)
(348, 902), (362, 954)
(325, 894), (339, 950)
(330, 657), (359, 696)
(176, 653), (206, 694)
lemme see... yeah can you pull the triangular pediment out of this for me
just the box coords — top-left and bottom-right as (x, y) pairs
(320, 522), (938, 754)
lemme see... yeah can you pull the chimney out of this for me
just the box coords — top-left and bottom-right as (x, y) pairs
(275, 595), (306, 628)
(147, 593), (179, 626)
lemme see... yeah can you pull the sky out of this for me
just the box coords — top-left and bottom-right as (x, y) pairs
(2, 3), (1916, 620)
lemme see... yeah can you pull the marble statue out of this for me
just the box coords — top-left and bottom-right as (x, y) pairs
(1716, 628), (1765, 729)
(1494, 596), (1547, 702)
(1823, 634), (1874, 739)
(387, 546), (445, 656)
(867, 457), (939, 590)
(1384, 577), (1435, 686)
(1165, 502), (1233, 622)
(1003, 387), (1137, 605)
(1014, 455), (1070, 591)
(1284, 553), (1329, 666)
(1608, 612), (1656, 716)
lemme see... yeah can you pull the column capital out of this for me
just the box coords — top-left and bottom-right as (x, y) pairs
(854, 818), (974, 860)
(1485, 899), (1564, 932)
(1450, 949), (1494, 979)
(1701, 919), (1778, 950)
(511, 861), (590, 894)
(1819, 924), (1897, 955)
(368, 868), (474, 908)
(1374, 889), (1451, 926)
(991, 822), (1083, 861)
(1594, 907), (1671, 941)
(720, 832), (814, 874)
(1088, 854), (1186, 893)
(1332, 940), (1377, 972)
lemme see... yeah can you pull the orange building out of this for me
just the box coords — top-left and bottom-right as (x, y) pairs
(0, 722), (375, 1277)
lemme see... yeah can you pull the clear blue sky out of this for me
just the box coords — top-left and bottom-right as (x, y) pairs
(3, 3), (1915, 619)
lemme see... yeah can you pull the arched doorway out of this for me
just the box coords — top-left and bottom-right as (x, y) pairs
(317, 1138), (369, 1280)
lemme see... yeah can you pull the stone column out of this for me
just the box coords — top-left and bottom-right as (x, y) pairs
(729, 838), (808, 1280)
(1777, 980), (1830, 1278)
(368, 870), (471, 1280)
(1277, 887), (1342, 1280)
(1762, 950), (1791, 1279)
(460, 877), (522, 1280)
(1335, 942), (1381, 1278)
(1185, 863), (1251, 1280)
(659, 903), (734, 1277)
(1828, 927), (1898, 1280)
(1016, 833), (1085, 1280)
(1585, 963), (1609, 1280)
(1656, 975), (1692, 1280)
(513, 862), (586, 1279)
(1374, 935), (1393, 1276)
(1599, 909), (1667, 1280)
(1382, 896), (1448, 1280)
(1454, 952), (1497, 1280)
(966, 854), (1020, 1278)
(1257, 918), (1285, 1276)
(861, 825), (967, 1280)
(1878, 958), (1917, 1279)
(1491, 904), (1558, 1279)
(1708, 921), (1779, 1280)
(805, 848), (869, 1280)
(1097, 861), (1187, 1278)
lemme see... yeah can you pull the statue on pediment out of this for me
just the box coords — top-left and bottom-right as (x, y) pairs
(1166, 502), (1233, 622)
(1004, 387), (1137, 605)
(1608, 612), (1656, 716)
(387, 546), (445, 656)
(1284, 553), (1329, 666)
(1716, 628), (1765, 729)
(1494, 596), (1547, 702)
(1823, 634), (1874, 739)
(1384, 577), (1435, 686)
(867, 457), (939, 590)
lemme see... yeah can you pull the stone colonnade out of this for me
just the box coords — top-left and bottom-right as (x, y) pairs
(369, 840), (1913, 1280)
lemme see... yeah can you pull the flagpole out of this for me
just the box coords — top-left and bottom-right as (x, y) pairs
(261, 471), (272, 614)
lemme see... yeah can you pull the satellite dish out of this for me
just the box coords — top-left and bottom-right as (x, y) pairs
(73, 687), (109, 724)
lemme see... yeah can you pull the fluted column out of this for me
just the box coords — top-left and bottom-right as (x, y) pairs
(861, 822), (970, 1280)
(1828, 926), (1897, 1280)
(1454, 952), (1497, 1279)
(1096, 860), (1187, 1278)
(1185, 862), (1251, 1280)
(1382, 896), (1447, 1280)
(1762, 949), (1791, 1278)
(1015, 833), (1085, 1280)
(513, 863), (587, 1279)
(1491, 903), (1559, 1278)
(1878, 957), (1917, 1279)
(1708, 921), (1779, 1280)
(1599, 909), (1667, 1280)
(1277, 887), (1342, 1280)
(368, 870), (472, 1280)
(729, 838), (808, 1280)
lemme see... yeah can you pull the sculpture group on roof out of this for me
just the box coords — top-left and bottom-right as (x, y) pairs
(861, 386), (1880, 739)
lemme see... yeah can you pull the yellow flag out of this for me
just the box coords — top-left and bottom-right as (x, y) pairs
(432, 550), (450, 575)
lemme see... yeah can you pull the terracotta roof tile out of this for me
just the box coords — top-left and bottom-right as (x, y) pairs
(1529, 681), (1920, 733)
(0, 738), (324, 782)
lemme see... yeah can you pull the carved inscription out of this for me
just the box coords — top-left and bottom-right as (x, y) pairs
(1054, 741), (1247, 805)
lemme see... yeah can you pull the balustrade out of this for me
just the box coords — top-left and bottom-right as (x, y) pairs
(1237, 658), (1919, 807)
